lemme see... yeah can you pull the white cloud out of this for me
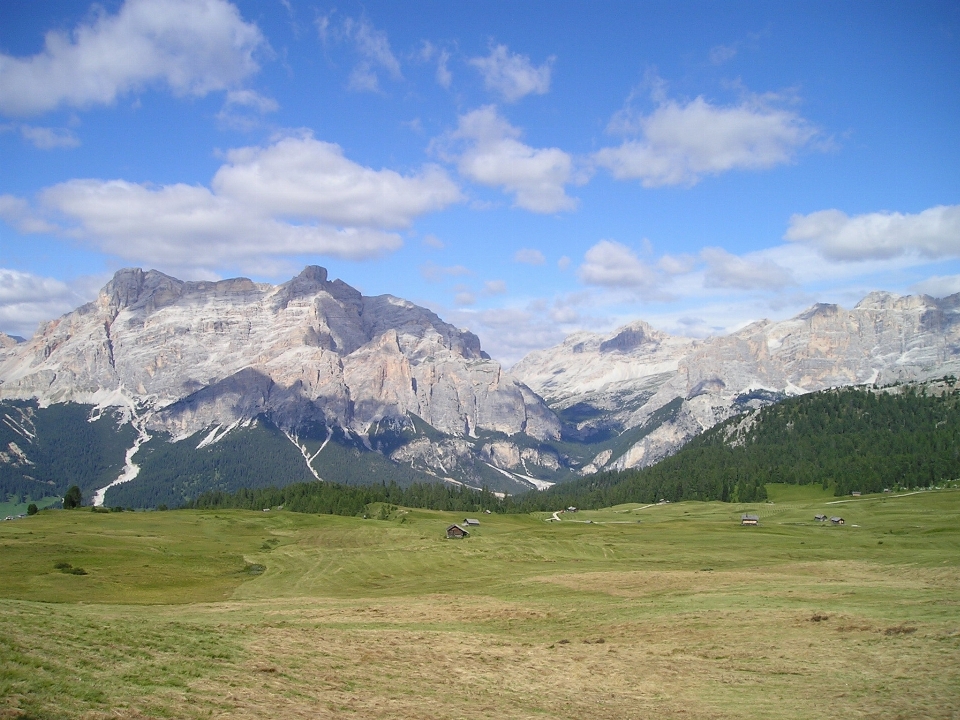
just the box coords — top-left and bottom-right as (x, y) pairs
(4, 134), (461, 273)
(514, 248), (546, 265)
(709, 44), (737, 65)
(20, 125), (80, 149)
(700, 247), (794, 290)
(785, 205), (960, 261)
(39, 179), (403, 268)
(445, 291), (603, 365)
(0, 194), (59, 233)
(212, 133), (462, 228)
(446, 106), (577, 213)
(658, 253), (696, 275)
(469, 44), (552, 102)
(0, 269), (92, 338)
(215, 89), (278, 130)
(340, 17), (401, 93)
(483, 279), (507, 295)
(422, 234), (445, 249)
(578, 240), (660, 293)
(454, 291), (476, 306)
(557, 255), (571, 271)
(436, 49), (452, 89)
(420, 262), (472, 282)
(222, 89), (278, 113)
(595, 92), (817, 187)
(911, 274), (960, 298)
(0, 0), (264, 116)
(349, 18), (401, 77)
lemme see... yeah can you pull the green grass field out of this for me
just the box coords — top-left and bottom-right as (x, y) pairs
(0, 496), (60, 520)
(1, 486), (959, 719)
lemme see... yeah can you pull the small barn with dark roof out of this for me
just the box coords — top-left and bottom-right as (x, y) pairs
(463, 518), (480, 526)
(741, 513), (760, 526)
(446, 524), (470, 539)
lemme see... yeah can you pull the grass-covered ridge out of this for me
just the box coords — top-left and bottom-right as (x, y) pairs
(1, 487), (958, 719)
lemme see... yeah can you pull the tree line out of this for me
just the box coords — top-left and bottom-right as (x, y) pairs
(185, 382), (960, 515)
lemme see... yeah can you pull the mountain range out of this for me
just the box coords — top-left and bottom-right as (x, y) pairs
(2, 266), (959, 507)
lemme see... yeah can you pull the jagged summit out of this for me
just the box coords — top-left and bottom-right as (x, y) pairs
(513, 292), (960, 474)
(0, 266), (558, 446)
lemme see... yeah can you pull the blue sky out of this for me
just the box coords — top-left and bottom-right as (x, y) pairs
(1, 0), (959, 362)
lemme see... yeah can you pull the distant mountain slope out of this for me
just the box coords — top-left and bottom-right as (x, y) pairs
(0, 266), (563, 501)
(513, 378), (960, 511)
(513, 292), (960, 474)
(0, 400), (136, 504)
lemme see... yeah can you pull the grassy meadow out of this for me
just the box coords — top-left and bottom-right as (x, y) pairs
(1, 485), (959, 719)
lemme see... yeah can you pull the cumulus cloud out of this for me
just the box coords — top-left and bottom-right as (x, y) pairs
(483, 279), (507, 295)
(513, 248), (546, 265)
(578, 240), (660, 293)
(469, 44), (552, 102)
(39, 179), (404, 267)
(785, 205), (960, 261)
(595, 91), (818, 187)
(4, 134), (461, 273)
(0, 0), (264, 116)
(0, 269), (92, 338)
(700, 247), (794, 290)
(444, 105), (577, 213)
(212, 133), (462, 228)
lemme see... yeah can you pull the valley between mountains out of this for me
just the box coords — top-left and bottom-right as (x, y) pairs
(2, 265), (960, 508)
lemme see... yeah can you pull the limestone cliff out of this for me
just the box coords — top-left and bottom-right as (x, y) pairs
(513, 292), (960, 473)
(0, 267), (561, 493)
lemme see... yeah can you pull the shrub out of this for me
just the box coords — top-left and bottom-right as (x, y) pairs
(26, 503), (38, 516)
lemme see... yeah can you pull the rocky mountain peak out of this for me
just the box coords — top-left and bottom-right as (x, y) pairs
(598, 320), (663, 353)
(0, 266), (559, 447)
(514, 290), (960, 475)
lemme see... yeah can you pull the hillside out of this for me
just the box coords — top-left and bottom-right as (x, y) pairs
(0, 266), (564, 499)
(514, 292), (960, 473)
(517, 379), (960, 511)
(186, 379), (960, 516)
(4, 269), (960, 509)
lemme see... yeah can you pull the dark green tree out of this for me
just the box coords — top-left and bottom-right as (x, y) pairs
(63, 485), (82, 509)
(26, 503), (38, 515)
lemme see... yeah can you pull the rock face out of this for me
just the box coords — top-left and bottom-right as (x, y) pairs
(513, 292), (960, 473)
(0, 267), (560, 492)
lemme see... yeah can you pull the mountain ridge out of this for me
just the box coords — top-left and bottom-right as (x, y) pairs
(0, 266), (562, 498)
(513, 290), (960, 474)
(3, 266), (960, 506)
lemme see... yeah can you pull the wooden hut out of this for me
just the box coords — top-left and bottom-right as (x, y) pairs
(446, 524), (470, 539)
